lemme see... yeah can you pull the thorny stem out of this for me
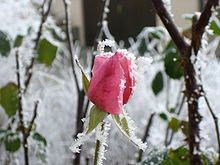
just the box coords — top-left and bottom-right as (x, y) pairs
(136, 113), (155, 162)
(24, 0), (53, 92)
(16, 50), (29, 165)
(151, 0), (189, 55)
(151, 0), (218, 164)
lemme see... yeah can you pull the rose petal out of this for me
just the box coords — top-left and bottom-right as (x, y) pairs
(117, 52), (135, 104)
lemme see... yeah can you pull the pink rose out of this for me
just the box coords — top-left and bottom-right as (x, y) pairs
(88, 50), (135, 115)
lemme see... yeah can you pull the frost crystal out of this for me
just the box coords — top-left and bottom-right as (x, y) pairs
(95, 121), (111, 165)
(69, 132), (92, 153)
(98, 39), (116, 54)
(69, 117), (90, 153)
(102, 21), (116, 43)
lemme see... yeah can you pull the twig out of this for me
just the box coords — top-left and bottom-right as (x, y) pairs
(26, 100), (39, 137)
(83, 98), (90, 119)
(165, 83), (184, 146)
(24, 0), (53, 92)
(136, 113), (155, 162)
(166, 95), (186, 146)
(203, 95), (220, 163)
(199, 67), (220, 163)
(63, 0), (80, 93)
(16, 50), (29, 165)
(91, 0), (111, 72)
(192, 0), (218, 55)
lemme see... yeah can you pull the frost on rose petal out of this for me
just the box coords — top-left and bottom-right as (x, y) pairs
(95, 121), (111, 165)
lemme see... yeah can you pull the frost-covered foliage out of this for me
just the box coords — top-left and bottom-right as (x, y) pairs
(0, 0), (220, 165)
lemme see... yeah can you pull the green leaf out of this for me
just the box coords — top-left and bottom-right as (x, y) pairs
(4, 133), (21, 152)
(150, 32), (161, 40)
(164, 41), (183, 79)
(138, 38), (148, 56)
(37, 38), (57, 67)
(112, 114), (130, 135)
(169, 108), (175, 113)
(168, 146), (190, 165)
(152, 71), (164, 95)
(32, 132), (47, 146)
(168, 117), (179, 132)
(0, 31), (11, 57)
(0, 83), (18, 117)
(14, 35), (24, 48)
(159, 113), (168, 121)
(82, 71), (89, 94)
(86, 105), (108, 134)
(210, 19), (220, 36)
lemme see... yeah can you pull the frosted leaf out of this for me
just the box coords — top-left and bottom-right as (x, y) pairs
(95, 120), (111, 165)
(112, 110), (147, 151)
(123, 110), (147, 151)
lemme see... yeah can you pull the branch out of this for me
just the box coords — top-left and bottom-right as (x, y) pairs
(24, 0), (53, 92)
(151, 0), (190, 56)
(16, 50), (29, 165)
(16, 50), (25, 137)
(192, 0), (219, 55)
(26, 100), (39, 137)
(63, 0), (80, 93)
(136, 113), (155, 162)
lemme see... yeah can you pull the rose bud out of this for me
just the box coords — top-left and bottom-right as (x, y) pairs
(88, 50), (136, 115)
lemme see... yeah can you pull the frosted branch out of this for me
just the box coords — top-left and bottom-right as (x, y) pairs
(24, 0), (53, 92)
